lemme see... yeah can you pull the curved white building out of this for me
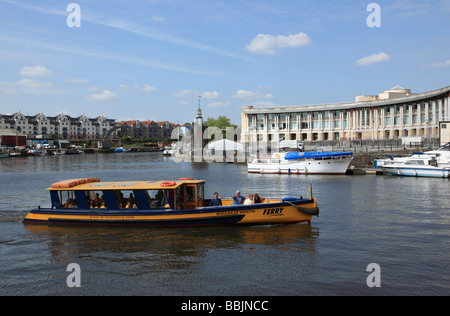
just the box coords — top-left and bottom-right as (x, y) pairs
(241, 85), (450, 143)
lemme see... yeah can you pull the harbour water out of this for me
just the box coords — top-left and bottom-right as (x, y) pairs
(0, 152), (449, 296)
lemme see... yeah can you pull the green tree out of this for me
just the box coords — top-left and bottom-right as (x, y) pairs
(205, 116), (238, 129)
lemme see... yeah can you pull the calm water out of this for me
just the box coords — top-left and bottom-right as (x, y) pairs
(0, 152), (448, 296)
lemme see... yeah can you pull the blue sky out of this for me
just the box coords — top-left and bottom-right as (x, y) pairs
(0, 0), (449, 125)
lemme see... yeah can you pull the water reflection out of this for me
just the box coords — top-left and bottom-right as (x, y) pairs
(21, 223), (320, 295)
(24, 223), (319, 262)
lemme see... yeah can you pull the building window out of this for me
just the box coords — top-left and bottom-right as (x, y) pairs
(403, 115), (410, 125)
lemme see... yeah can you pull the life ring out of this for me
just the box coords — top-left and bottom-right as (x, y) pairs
(179, 178), (194, 180)
(160, 181), (176, 187)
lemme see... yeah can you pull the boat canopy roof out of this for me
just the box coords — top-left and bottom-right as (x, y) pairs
(285, 151), (353, 160)
(48, 178), (204, 191)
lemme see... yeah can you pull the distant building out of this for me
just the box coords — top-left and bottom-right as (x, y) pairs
(0, 128), (26, 147)
(0, 112), (117, 141)
(117, 119), (180, 139)
(241, 85), (450, 143)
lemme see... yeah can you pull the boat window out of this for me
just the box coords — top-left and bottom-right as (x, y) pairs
(85, 190), (107, 209)
(114, 190), (138, 209)
(197, 183), (204, 201)
(176, 187), (184, 209)
(145, 189), (169, 208)
(60, 190), (78, 209)
(186, 185), (196, 202)
(405, 160), (425, 165)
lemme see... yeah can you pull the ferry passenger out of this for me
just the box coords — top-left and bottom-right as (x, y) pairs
(155, 190), (164, 206)
(66, 198), (76, 208)
(118, 192), (126, 205)
(128, 193), (137, 206)
(253, 193), (265, 203)
(210, 192), (222, 207)
(157, 190), (168, 207)
(244, 194), (254, 205)
(232, 191), (245, 205)
(100, 202), (107, 209)
(94, 193), (102, 207)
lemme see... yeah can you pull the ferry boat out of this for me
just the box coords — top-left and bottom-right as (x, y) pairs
(248, 150), (353, 174)
(22, 178), (319, 227)
(381, 143), (450, 178)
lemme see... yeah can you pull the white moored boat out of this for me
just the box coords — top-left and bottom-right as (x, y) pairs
(381, 143), (450, 178)
(248, 151), (353, 175)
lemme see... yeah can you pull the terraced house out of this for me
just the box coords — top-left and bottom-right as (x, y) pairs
(0, 112), (117, 140)
(241, 85), (450, 144)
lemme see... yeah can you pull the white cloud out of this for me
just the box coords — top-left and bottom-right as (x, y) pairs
(140, 84), (157, 93)
(202, 91), (220, 99)
(20, 65), (54, 77)
(119, 84), (157, 93)
(206, 101), (231, 108)
(0, 78), (64, 95)
(88, 90), (118, 101)
(424, 60), (450, 68)
(174, 89), (195, 98)
(355, 52), (391, 66)
(233, 89), (273, 99)
(174, 89), (219, 99)
(151, 15), (165, 22)
(67, 78), (89, 84)
(15, 78), (53, 89)
(233, 90), (257, 98)
(246, 32), (312, 55)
